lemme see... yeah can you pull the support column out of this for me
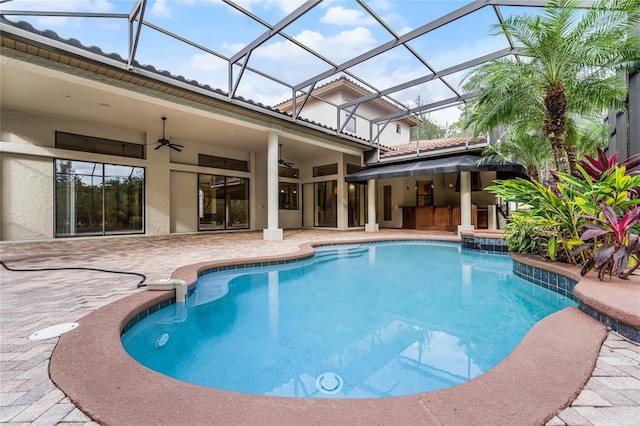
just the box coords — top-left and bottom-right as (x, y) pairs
(263, 130), (283, 241)
(458, 171), (474, 234)
(365, 179), (379, 232)
(487, 204), (497, 230)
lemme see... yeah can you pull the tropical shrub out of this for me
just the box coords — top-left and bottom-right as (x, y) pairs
(502, 212), (550, 254)
(488, 150), (640, 280)
(575, 204), (640, 279)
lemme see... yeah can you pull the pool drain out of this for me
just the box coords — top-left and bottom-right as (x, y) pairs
(155, 333), (170, 348)
(316, 372), (343, 395)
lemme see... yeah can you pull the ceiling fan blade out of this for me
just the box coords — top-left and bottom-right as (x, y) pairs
(169, 144), (183, 152)
(154, 144), (162, 150)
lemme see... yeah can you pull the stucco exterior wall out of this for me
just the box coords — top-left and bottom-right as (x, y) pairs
(170, 171), (197, 233)
(1, 153), (53, 240)
(293, 94), (411, 145)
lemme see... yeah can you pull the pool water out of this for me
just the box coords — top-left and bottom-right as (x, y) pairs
(122, 241), (576, 398)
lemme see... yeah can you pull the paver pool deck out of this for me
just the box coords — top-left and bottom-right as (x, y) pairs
(0, 229), (638, 425)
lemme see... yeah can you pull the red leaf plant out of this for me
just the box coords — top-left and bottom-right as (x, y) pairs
(575, 204), (640, 280)
(579, 147), (640, 180)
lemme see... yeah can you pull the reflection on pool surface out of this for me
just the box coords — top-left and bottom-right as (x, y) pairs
(122, 241), (576, 398)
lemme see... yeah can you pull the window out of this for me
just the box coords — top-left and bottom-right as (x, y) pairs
(346, 163), (363, 174)
(383, 185), (392, 221)
(279, 182), (298, 210)
(454, 172), (482, 192)
(313, 163), (338, 177)
(198, 174), (249, 230)
(348, 183), (366, 227)
(55, 159), (144, 237)
(278, 166), (299, 178)
(416, 181), (434, 206)
(314, 180), (337, 227)
(198, 154), (248, 172)
(56, 132), (144, 159)
(396, 124), (402, 134)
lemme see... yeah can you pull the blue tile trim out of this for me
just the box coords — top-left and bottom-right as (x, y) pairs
(579, 302), (640, 343)
(121, 297), (175, 336)
(511, 259), (578, 302)
(461, 235), (509, 255)
(511, 258), (639, 343)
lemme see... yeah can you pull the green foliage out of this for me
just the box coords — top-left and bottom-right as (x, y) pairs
(502, 213), (550, 254)
(410, 116), (446, 140)
(490, 148), (640, 280)
(410, 95), (448, 140)
(464, 0), (640, 174)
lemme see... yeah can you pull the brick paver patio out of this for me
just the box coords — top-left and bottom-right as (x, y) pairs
(0, 230), (638, 425)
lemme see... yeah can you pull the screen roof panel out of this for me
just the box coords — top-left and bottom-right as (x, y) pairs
(0, 0), (604, 143)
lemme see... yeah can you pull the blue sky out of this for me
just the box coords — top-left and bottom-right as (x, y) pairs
(1, 0), (543, 126)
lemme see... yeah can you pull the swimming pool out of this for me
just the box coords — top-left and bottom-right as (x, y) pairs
(122, 241), (576, 398)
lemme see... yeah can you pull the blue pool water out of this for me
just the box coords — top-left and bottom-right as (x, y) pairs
(122, 241), (576, 398)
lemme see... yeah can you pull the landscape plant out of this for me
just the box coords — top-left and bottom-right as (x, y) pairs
(489, 149), (640, 280)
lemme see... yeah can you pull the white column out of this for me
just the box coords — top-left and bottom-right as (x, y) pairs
(263, 131), (283, 241)
(458, 171), (474, 234)
(487, 205), (497, 230)
(365, 179), (379, 232)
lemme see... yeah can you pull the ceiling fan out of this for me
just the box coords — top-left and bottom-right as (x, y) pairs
(278, 144), (294, 168)
(155, 117), (184, 152)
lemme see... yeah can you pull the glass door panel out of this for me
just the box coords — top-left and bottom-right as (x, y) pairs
(314, 180), (337, 227)
(348, 182), (366, 227)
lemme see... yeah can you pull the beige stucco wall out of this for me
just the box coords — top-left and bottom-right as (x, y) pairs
(170, 171), (197, 233)
(0, 153), (53, 240)
(293, 94), (411, 146)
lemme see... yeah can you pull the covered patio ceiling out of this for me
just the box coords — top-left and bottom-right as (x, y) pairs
(0, 0), (601, 145)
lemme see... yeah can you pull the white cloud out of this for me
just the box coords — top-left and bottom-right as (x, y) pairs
(187, 52), (227, 72)
(222, 41), (247, 55)
(252, 26), (376, 64)
(151, 0), (171, 18)
(320, 6), (376, 26)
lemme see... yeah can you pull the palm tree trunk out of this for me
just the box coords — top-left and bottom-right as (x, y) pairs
(543, 83), (570, 174)
(526, 164), (539, 181)
(566, 144), (579, 176)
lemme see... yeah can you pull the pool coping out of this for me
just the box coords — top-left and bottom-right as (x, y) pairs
(50, 237), (608, 425)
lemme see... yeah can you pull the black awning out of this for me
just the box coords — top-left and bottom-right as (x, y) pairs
(345, 155), (526, 182)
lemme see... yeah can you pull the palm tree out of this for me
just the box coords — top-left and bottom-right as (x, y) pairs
(465, 0), (640, 175)
(479, 124), (552, 180)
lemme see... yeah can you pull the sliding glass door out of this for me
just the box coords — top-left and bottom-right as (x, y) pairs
(55, 159), (144, 237)
(198, 174), (249, 230)
(314, 180), (337, 227)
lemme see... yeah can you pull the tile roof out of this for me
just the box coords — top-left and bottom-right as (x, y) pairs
(382, 136), (487, 158)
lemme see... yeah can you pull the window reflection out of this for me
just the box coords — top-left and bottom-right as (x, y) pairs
(55, 159), (144, 237)
(198, 174), (249, 230)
